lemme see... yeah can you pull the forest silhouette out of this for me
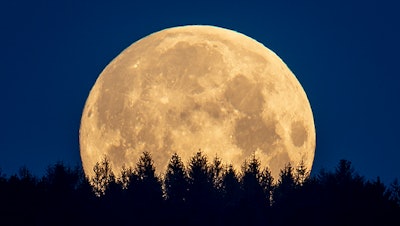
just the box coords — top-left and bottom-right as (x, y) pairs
(0, 151), (399, 226)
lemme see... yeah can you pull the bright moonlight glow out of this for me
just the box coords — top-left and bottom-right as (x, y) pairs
(79, 25), (316, 180)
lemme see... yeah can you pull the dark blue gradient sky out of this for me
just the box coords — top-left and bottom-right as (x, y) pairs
(1, 0), (399, 183)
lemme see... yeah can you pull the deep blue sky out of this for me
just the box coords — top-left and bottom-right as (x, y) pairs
(1, 0), (399, 183)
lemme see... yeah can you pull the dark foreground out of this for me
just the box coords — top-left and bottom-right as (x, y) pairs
(1, 152), (399, 226)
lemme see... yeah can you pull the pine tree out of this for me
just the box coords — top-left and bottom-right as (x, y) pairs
(91, 156), (115, 197)
(260, 167), (274, 207)
(163, 153), (189, 225)
(119, 164), (133, 189)
(335, 159), (355, 185)
(389, 178), (400, 206)
(186, 151), (217, 225)
(187, 151), (213, 203)
(220, 164), (242, 225)
(241, 155), (266, 205)
(40, 162), (81, 225)
(240, 154), (268, 225)
(222, 164), (241, 204)
(210, 155), (223, 191)
(274, 163), (296, 207)
(9, 167), (39, 225)
(164, 153), (188, 204)
(295, 160), (310, 186)
(128, 151), (163, 224)
(44, 162), (79, 194)
(130, 152), (163, 202)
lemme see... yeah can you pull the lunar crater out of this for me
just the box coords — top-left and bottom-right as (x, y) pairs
(224, 74), (264, 115)
(234, 115), (280, 156)
(290, 121), (308, 147)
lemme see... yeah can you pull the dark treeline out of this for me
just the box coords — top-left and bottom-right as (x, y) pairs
(0, 152), (399, 226)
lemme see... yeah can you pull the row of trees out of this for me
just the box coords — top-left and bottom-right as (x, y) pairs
(0, 151), (399, 225)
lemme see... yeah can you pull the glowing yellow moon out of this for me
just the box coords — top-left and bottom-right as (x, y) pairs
(80, 25), (315, 179)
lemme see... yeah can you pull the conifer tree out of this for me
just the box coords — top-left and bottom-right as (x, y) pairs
(221, 164), (241, 205)
(165, 153), (188, 204)
(389, 179), (400, 206)
(124, 152), (163, 224)
(260, 167), (274, 206)
(335, 159), (355, 185)
(274, 163), (296, 207)
(240, 154), (269, 225)
(186, 151), (217, 225)
(91, 156), (115, 197)
(131, 152), (163, 202)
(187, 151), (212, 202)
(119, 164), (133, 189)
(241, 154), (267, 208)
(210, 155), (223, 191)
(295, 160), (309, 186)
(44, 162), (79, 194)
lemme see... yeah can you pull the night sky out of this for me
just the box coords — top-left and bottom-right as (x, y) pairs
(1, 0), (399, 183)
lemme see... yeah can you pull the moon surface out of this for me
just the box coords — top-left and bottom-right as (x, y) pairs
(79, 25), (315, 180)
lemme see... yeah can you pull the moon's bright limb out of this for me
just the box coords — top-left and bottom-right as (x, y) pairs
(79, 25), (316, 180)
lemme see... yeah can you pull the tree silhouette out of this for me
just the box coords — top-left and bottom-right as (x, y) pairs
(165, 153), (188, 204)
(241, 155), (267, 205)
(187, 151), (213, 202)
(127, 151), (163, 224)
(315, 159), (369, 225)
(119, 164), (133, 189)
(274, 163), (297, 207)
(390, 178), (400, 206)
(3, 167), (39, 225)
(91, 156), (115, 196)
(164, 153), (189, 225)
(278, 163), (296, 190)
(0, 153), (399, 226)
(186, 151), (218, 225)
(221, 164), (241, 205)
(260, 167), (274, 207)
(210, 155), (224, 191)
(335, 159), (359, 184)
(240, 154), (269, 225)
(43, 162), (79, 194)
(132, 151), (163, 201)
(295, 160), (309, 186)
(40, 162), (81, 225)
(220, 164), (242, 224)
(76, 165), (95, 200)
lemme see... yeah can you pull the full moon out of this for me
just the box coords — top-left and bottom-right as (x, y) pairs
(80, 25), (315, 180)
